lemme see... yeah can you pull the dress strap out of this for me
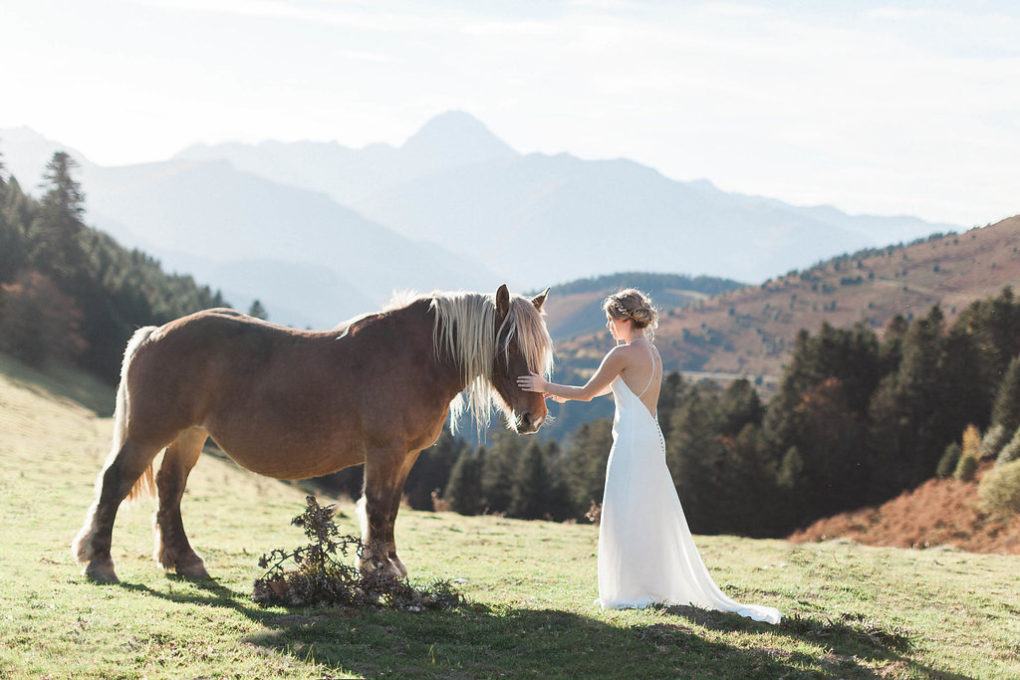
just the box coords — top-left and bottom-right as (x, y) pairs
(635, 343), (660, 398)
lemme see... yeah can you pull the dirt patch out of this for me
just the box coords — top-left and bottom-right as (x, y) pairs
(790, 463), (1020, 554)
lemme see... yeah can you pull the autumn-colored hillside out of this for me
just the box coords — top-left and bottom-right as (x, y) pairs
(789, 463), (1020, 555)
(551, 215), (1020, 383)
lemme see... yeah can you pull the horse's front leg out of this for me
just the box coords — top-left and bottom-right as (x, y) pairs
(357, 448), (421, 579)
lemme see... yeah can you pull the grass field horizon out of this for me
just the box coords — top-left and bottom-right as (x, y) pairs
(1, 354), (1017, 679)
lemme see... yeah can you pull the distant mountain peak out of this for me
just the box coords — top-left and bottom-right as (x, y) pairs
(401, 110), (518, 162)
(0, 125), (46, 143)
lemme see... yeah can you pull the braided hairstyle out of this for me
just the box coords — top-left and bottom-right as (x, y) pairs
(603, 288), (658, 339)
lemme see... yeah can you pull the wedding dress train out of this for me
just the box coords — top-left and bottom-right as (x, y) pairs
(596, 357), (781, 624)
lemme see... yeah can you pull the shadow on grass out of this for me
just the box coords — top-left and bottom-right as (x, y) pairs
(113, 576), (973, 680)
(0, 354), (115, 416)
(656, 604), (973, 680)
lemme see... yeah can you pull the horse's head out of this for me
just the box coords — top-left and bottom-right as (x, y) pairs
(490, 284), (552, 434)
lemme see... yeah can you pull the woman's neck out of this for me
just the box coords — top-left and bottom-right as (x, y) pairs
(619, 334), (646, 346)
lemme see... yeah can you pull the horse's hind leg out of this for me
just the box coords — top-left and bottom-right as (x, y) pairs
(72, 438), (164, 582)
(153, 427), (209, 579)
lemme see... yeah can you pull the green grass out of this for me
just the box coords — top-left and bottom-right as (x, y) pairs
(1, 355), (1018, 679)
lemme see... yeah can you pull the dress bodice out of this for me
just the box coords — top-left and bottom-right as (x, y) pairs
(611, 376), (666, 455)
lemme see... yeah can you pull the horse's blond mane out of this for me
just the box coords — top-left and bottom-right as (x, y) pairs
(425, 291), (553, 433)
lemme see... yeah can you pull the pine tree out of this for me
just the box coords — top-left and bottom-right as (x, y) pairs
(480, 430), (520, 513)
(996, 426), (1020, 466)
(248, 299), (268, 320)
(541, 440), (575, 521)
(867, 306), (952, 494)
(656, 371), (688, 441)
(955, 424), (983, 481)
(404, 430), (462, 510)
(565, 419), (613, 514)
(990, 355), (1020, 440)
(0, 174), (26, 283)
(446, 446), (485, 515)
(717, 378), (763, 436)
(777, 446), (804, 492)
(509, 443), (551, 519)
(953, 287), (1020, 418)
(937, 443), (961, 479)
(667, 384), (729, 532)
(30, 152), (86, 282)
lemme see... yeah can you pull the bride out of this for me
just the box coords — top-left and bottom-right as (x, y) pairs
(517, 289), (780, 623)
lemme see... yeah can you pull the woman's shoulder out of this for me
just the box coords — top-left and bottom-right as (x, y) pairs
(606, 341), (651, 364)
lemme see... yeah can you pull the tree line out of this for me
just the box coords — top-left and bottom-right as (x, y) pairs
(316, 286), (1020, 537)
(0, 151), (226, 381)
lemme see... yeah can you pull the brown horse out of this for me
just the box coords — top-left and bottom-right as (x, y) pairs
(72, 284), (552, 582)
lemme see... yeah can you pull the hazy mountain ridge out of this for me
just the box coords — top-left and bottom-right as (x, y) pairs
(162, 111), (957, 285)
(173, 110), (519, 207)
(2, 112), (961, 329)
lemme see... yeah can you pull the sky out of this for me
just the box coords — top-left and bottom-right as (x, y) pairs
(2, 0), (1018, 227)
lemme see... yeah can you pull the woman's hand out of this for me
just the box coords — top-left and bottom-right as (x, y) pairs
(517, 371), (548, 393)
(550, 394), (568, 404)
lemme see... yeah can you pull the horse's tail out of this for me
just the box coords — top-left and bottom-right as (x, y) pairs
(117, 326), (159, 502)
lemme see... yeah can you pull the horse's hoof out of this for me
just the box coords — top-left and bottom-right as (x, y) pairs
(358, 556), (393, 579)
(375, 557), (405, 580)
(175, 558), (210, 580)
(84, 559), (119, 583)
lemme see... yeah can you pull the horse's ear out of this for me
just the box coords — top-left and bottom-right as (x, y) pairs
(532, 287), (550, 312)
(495, 284), (510, 319)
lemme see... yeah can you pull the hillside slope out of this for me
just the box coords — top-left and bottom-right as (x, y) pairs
(556, 215), (1020, 382)
(538, 272), (744, 341)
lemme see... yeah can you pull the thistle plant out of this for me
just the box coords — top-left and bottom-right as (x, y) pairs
(252, 495), (465, 612)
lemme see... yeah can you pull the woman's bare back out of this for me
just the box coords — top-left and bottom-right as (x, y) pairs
(617, 341), (662, 417)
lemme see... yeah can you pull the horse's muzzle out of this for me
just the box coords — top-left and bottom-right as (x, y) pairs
(517, 411), (544, 434)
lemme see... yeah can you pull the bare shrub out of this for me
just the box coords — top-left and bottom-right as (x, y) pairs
(252, 496), (465, 611)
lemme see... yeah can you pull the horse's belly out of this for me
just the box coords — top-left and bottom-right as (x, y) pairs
(208, 431), (363, 480)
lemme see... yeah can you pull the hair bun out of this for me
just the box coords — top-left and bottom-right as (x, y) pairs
(602, 288), (659, 337)
(630, 307), (652, 324)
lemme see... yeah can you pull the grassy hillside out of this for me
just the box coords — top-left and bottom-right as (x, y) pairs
(555, 215), (1020, 386)
(539, 273), (744, 341)
(1, 355), (1018, 679)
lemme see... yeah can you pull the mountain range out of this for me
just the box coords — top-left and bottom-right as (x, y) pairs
(1, 112), (958, 328)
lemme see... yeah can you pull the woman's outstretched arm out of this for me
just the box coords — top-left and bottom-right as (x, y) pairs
(518, 347), (627, 402)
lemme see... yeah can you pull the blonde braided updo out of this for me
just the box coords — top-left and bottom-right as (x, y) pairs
(603, 288), (658, 339)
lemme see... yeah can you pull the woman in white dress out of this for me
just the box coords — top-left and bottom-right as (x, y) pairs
(517, 289), (780, 623)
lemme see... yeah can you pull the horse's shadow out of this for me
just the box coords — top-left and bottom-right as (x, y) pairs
(116, 578), (972, 680)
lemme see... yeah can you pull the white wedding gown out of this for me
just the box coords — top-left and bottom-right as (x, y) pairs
(596, 351), (781, 624)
